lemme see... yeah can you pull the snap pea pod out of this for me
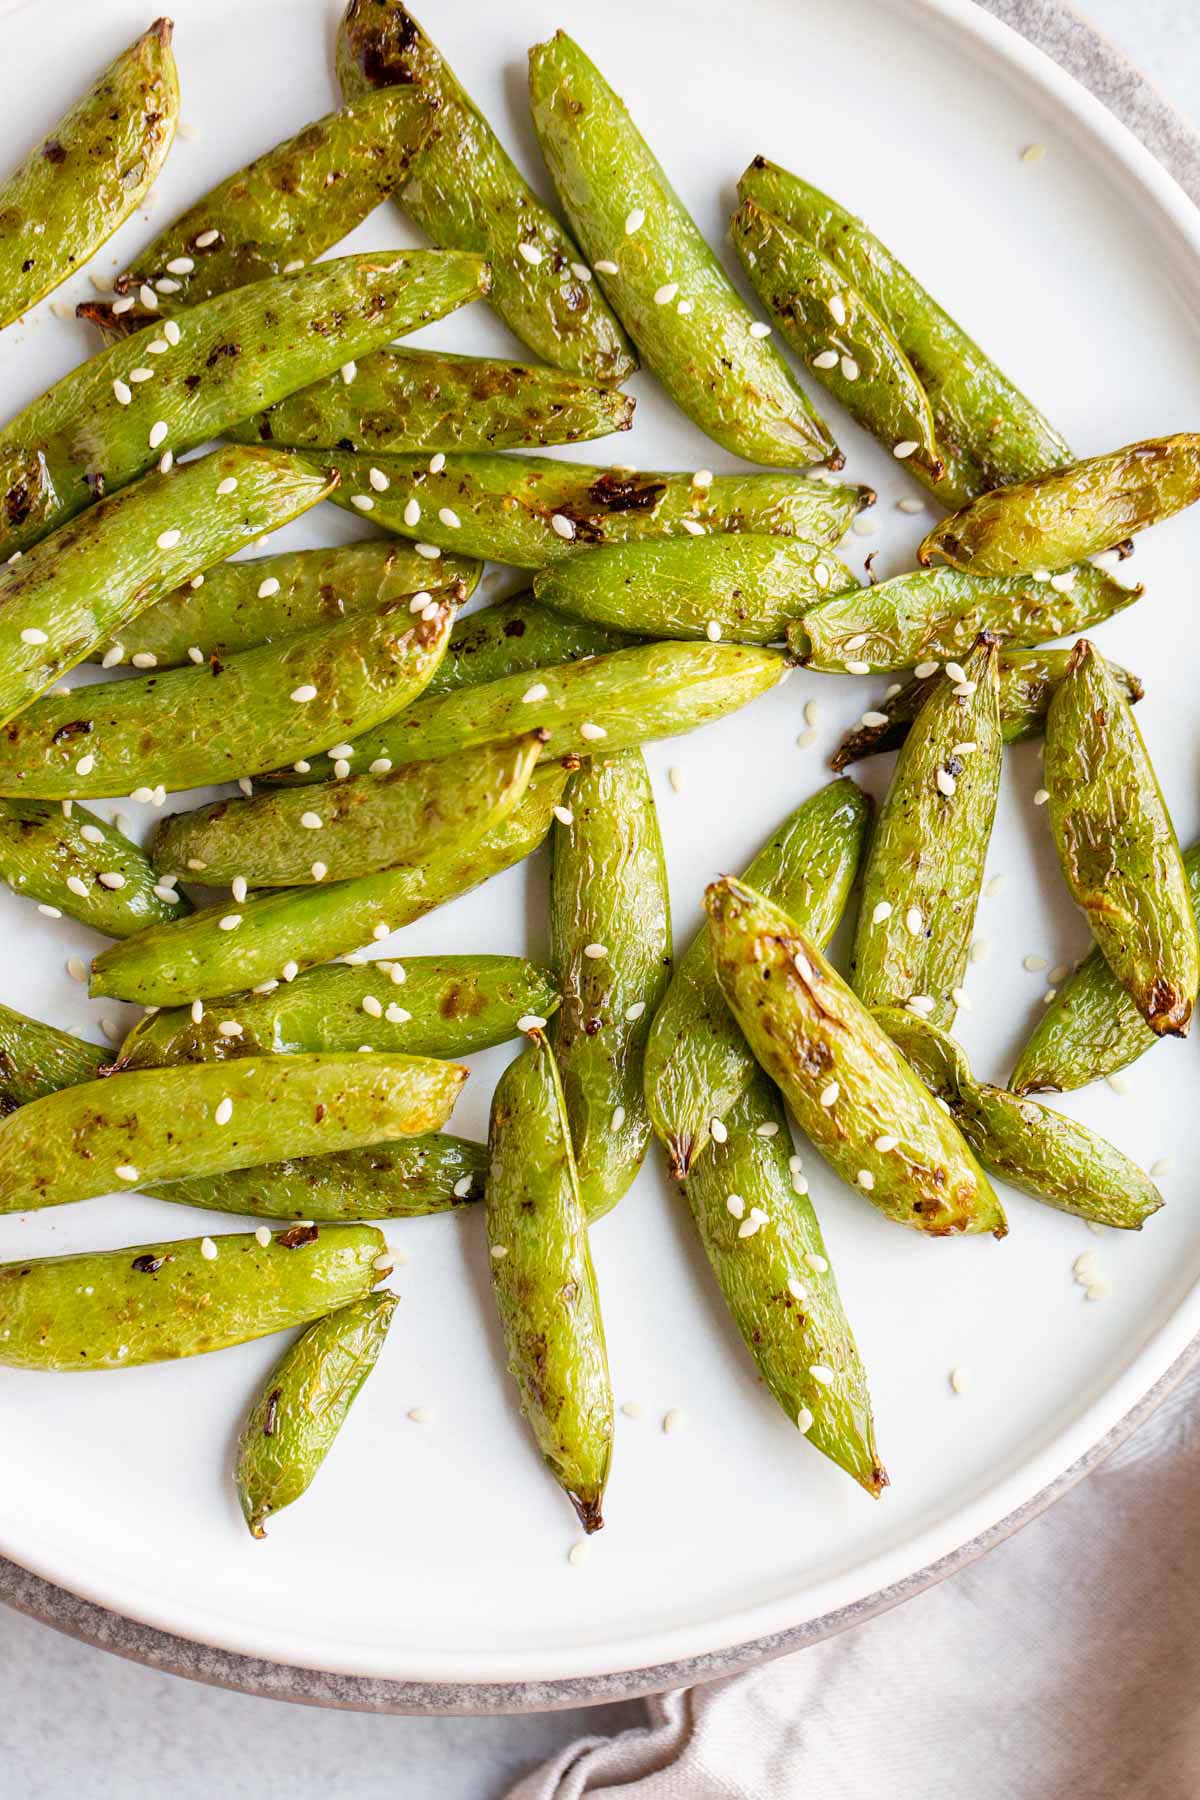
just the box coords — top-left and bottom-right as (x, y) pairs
(336, 0), (635, 383)
(0, 251), (487, 558)
(426, 595), (639, 696)
(830, 648), (1144, 770)
(878, 1009), (1162, 1231)
(148, 735), (541, 888)
(737, 158), (1071, 505)
(0, 1225), (387, 1372)
(850, 637), (1002, 1028)
(730, 198), (942, 485)
(90, 541), (481, 670)
(920, 435), (1200, 575)
(149, 1134), (485, 1220)
(549, 753), (671, 1221)
(0, 20), (177, 330)
(1043, 639), (1197, 1037)
(0, 1052), (466, 1213)
(0, 1003), (105, 1112)
(683, 1075), (885, 1493)
(90, 769), (569, 1005)
(312, 450), (872, 568)
(230, 348), (634, 454)
(486, 1029), (613, 1530)
(0, 445), (333, 728)
(533, 537), (857, 644)
(789, 561), (1141, 674)
(645, 779), (871, 1177)
(528, 34), (835, 468)
(0, 594), (455, 802)
(0, 798), (190, 936)
(705, 878), (1005, 1237)
(236, 1290), (397, 1538)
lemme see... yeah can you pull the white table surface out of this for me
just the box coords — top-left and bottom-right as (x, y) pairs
(1, 4), (1197, 1797)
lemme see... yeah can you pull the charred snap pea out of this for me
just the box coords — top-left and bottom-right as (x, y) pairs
(878, 1009), (1162, 1231)
(0, 1225), (388, 1372)
(0, 799), (190, 936)
(486, 1029), (613, 1530)
(0, 1003), (106, 1111)
(236, 1291), (397, 1538)
(706, 878), (1005, 1237)
(0, 251), (488, 559)
(0, 445), (333, 728)
(645, 779), (871, 1177)
(427, 594), (639, 695)
(0, 20), (177, 330)
(528, 34), (834, 468)
(737, 158), (1071, 505)
(337, 0), (635, 382)
(313, 450), (872, 568)
(150, 1134), (485, 1220)
(549, 753), (671, 1221)
(1044, 639), (1198, 1037)
(683, 1075), (885, 1493)
(533, 537), (857, 644)
(920, 434), (1200, 575)
(850, 637), (1002, 1028)
(90, 769), (568, 1005)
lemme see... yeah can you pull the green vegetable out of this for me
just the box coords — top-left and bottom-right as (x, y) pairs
(236, 1291), (397, 1537)
(426, 594), (639, 695)
(0, 1002), (106, 1112)
(0, 798), (190, 935)
(486, 1030), (613, 1529)
(528, 34), (835, 467)
(150, 1134), (485, 1220)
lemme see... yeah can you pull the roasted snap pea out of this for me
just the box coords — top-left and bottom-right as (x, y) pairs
(427, 594), (640, 695)
(0, 798), (190, 936)
(683, 1074), (885, 1493)
(920, 435), (1200, 575)
(0, 1225), (388, 1372)
(879, 1009), (1162, 1230)
(236, 1290), (397, 1537)
(549, 753), (671, 1220)
(0, 251), (487, 559)
(533, 537), (857, 644)
(0, 1003), (106, 1112)
(645, 779), (871, 1177)
(311, 451), (871, 568)
(0, 445), (333, 728)
(486, 1029), (613, 1530)
(528, 34), (835, 468)
(706, 878), (1005, 1237)
(0, 20), (177, 330)
(830, 647), (1144, 770)
(789, 561), (1141, 674)
(90, 769), (569, 1005)
(150, 1134), (485, 1220)
(337, 0), (635, 383)
(737, 158), (1071, 505)
(850, 637), (1002, 1027)
(0, 1052), (466, 1213)
(1044, 639), (1198, 1037)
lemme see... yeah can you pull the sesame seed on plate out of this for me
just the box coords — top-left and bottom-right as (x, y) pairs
(1023, 953), (1048, 972)
(970, 937), (989, 964)
(550, 513), (575, 540)
(37, 904), (61, 918)
(862, 710), (889, 728)
(797, 728), (818, 748)
(290, 684), (317, 703)
(453, 1174), (474, 1198)
(102, 645), (124, 668)
(111, 296), (135, 315)
(952, 985), (970, 1009)
(667, 765), (683, 792)
(66, 956), (88, 982)
(1033, 787), (1050, 806)
(368, 467), (389, 492)
(254, 1225), (272, 1248)
(214, 1099), (233, 1126)
(950, 1367), (970, 1393)
(661, 1408), (684, 1434)
(139, 284), (158, 309)
(845, 659), (870, 675)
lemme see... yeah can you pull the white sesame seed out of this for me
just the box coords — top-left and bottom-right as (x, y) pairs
(280, 960), (299, 983)
(550, 513), (576, 541)
(517, 241), (543, 265)
(1033, 787), (1050, 806)
(1106, 1072), (1130, 1095)
(552, 805), (574, 827)
(350, 494), (375, 512)
(620, 1400), (641, 1418)
(190, 573), (204, 589)
(819, 1081), (839, 1108)
(893, 440), (918, 459)
(944, 662), (967, 685)
(710, 1116), (728, 1144)
(438, 507), (461, 529)
(726, 1192), (746, 1219)
(661, 1408), (684, 1434)
(163, 318), (181, 344)
(583, 943), (608, 960)
(156, 528), (181, 549)
(155, 278), (181, 294)
(194, 228), (220, 248)
(253, 1225), (272, 1248)
(579, 721), (606, 741)
(844, 659), (871, 675)
(594, 259), (618, 274)
(749, 320), (771, 339)
(217, 1021), (242, 1039)
(333, 759), (350, 780)
(809, 1363), (836, 1385)
(516, 1014), (546, 1032)
(66, 875), (89, 898)
(796, 1406), (814, 1434)
(936, 768), (956, 796)
(624, 207), (645, 234)
(950, 1367), (970, 1394)
(216, 914), (242, 933)
(148, 421), (168, 449)
(797, 728), (818, 749)
(969, 937), (989, 964)
(19, 626), (47, 646)
(906, 994), (935, 1016)
(290, 684), (317, 703)
(129, 367), (154, 384)
(523, 682), (550, 704)
(609, 1104), (626, 1133)
(281, 259), (305, 274)
(571, 262), (593, 282)
(75, 753), (95, 776)
(861, 710), (889, 728)
(362, 994), (383, 1020)
(66, 955), (88, 983)
(897, 496), (925, 514)
(226, 875), (247, 906)
(362, 466), (390, 496)
(692, 470), (713, 489)
(1023, 953), (1048, 973)
(369, 758), (392, 775)
(102, 644), (125, 669)
(139, 284), (159, 309)
(857, 1169), (876, 1191)
(37, 904), (61, 918)
(415, 543), (441, 559)
(200, 1236), (219, 1260)
(905, 906), (924, 937)
(340, 361), (357, 385)
(624, 1000), (646, 1022)
(680, 518), (706, 537)
(840, 354), (859, 380)
(738, 1214), (763, 1239)
(756, 1121), (779, 1138)
(185, 857), (206, 871)
(952, 986), (971, 1010)
(805, 1252), (829, 1273)
(166, 256), (194, 275)
(292, 761), (310, 775)
(112, 379), (133, 406)
(452, 1174), (475, 1198)
(953, 681), (976, 698)
(490, 1244), (508, 1259)
(873, 1134), (899, 1154)
(667, 765), (683, 793)
(705, 619), (722, 642)
(914, 660), (939, 680)
(111, 295), (135, 315)
(158, 449), (174, 474)
(130, 651), (158, 670)
(653, 281), (679, 304)
(399, 498), (422, 531)
(214, 1099), (233, 1126)
(885, 683), (903, 699)
(97, 872), (126, 890)
(372, 923), (389, 941)
(812, 349), (840, 370)
(677, 298), (694, 315)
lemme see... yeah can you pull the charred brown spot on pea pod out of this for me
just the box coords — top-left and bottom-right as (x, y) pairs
(49, 719), (92, 745)
(42, 141), (67, 165)
(314, 1103), (326, 1122)
(130, 1253), (167, 1273)
(277, 1223), (319, 1248)
(263, 1386), (282, 1436)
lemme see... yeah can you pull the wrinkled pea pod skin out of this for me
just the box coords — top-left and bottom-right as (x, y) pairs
(0, 20), (177, 330)
(0, 798), (190, 935)
(0, 445), (334, 729)
(149, 1134), (485, 1221)
(533, 537), (858, 645)
(645, 779), (871, 1177)
(427, 594), (640, 695)
(486, 1031), (613, 1531)
(0, 1225), (387, 1373)
(850, 637), (1002, 1028)
(830, 648), (1143, 770)
(90, 769), (569, 1005)
(705, 879), (1005, 1237)
(920, 435), (1200, 576)
(337, 0), (635, 383)
(0, 1053), (466, 1213)
(312, 450), (871, 569)
(0, 1003), (106, 1112)
(550, 753), (671, 1221)
(878, 1009), (1162, 1231)
(790, 561), (1141, 674)
(0, 251), (488, 559)
(528, 35), (835, 468)
(683, 1075), (885, 1493)
(737, 159), (1071, 506)
(236, 1291), (397, 1538)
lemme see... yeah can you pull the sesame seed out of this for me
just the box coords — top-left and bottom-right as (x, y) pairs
(148, 421), (168, 449)
(163, 319), (181, 344)
(749, 321), (771, 339)
(726, 1192), (745, 1218)
(200, 1236), (218, 1260)
(950, 1367), (970, 1394)
(667, 766), (683, 792)
(490, 1243), (509, 1259)
(594, 259), (618, 274)
(165, 255), (194, 275)
(710, 1116), (728, 1144)
(677, 298), (694, 315)
(102, 645), (125, 668)
(438, 507), (461, 529)
(893, 440), (918, 459)
(661, 1408), (684, 1434)
(217, 1021), (242, 1039)
(75, 753), (95, 776)
(550, 513), (576, 540)
(705, 620), (722, 642)
(190, 573), (204, 589)
(111, 295), (135, 315)
(692, 470), (713, 489)
(952, 985), (970, 1009)
(840, 354), (859, 380)
(680, 518), (706, 536)
(388, 964), (407, 985)
(953, 681), (976, 698)
(372, 923), (389, 941)
(365, 466), (390, 494)
(401, 498), (422, 530)
(624, 207), (645, 234)
(1106, 1072), (1130, 1095)
(333, 759), (350, 780)
(156, 528), (181, 549)
(254, 1225), (272, 1248)
(415, 543), (441, 559)
(1033, 787), (1050, 806)
(517, 241), (543, 264)
(214, 1099), (233, 1126)
(792, 951), (813, 983)
(37, 904), (61, 918)
(944, 662), (967, 684)
(885, 683), (903, 698)
(290, 685), (317, 703)
(1151, 1157), (1171, 1177)
(361, 994), (383, 1020)
(282, 259), (305, 274)
(809, 1364), (835, 1385)
(155, 278), (181, 294)
(228, 875), (248, 904)
(874, 1134), (899, 1153)
(340, 361), (357, 385)
(819, 1081), (839, 1107)
(139, 284), (158, 310)
(19, 625), (47, 647)
(805, 1252), (829, 1274)
(653, 281), (679, 304)
(738, 1214), (763, 1238)
(580, 721), (606, 741)
(914, 660), (939, 679)
(218, 914), (242, 931)
(194, 227), (221, 247)
(905, 906), (924, 937)
(936, 768), (956, 796)
(897, 497), (925, 514)
(906, 994), (935, 1016)
(861, 710), (889, 728)
(610, 1105), (626, 1132)
(583, 943), (608, 960)
(796, 1407), (814, 1434)
(1022, 141), (1046, 163)
(237, 777), (253, 799)
(369, 758), (392, 774)
(98, 872), (126, 890)
(158, 450), (174, 474)
(970, 937), (989, 964)
(523, 682), (550, 703)
(516, 1014), (546, 1032)
(622, 1001), (646, 1024)
(428, 453), (446, 474)
(66, 875), (89, 898)
(1023, 953), (1048, 973)
(571, 262), (593, 281)
(129, 367), (154, 383)
(185, 857), (206, 871)
(812, 349), (840, 370)
(553, 804), (574, 827)
(131, 651), (158, 669)
(621, 1400), (641, 1419)
(797, 728), (818, 749)
(66, 955), (88, 983)
(292, 761), (310, 775)
(351, 494), (375, 512)
(112, 379), (132, 405)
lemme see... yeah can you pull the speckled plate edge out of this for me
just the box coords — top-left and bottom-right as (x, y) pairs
(2, 0), (1198, 1714)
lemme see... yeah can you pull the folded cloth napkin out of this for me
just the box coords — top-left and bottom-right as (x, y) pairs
(507, 1361), (1198, 1800)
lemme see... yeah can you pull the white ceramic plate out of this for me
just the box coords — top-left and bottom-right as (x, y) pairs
(1, 0), (1199, 1689)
